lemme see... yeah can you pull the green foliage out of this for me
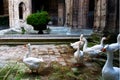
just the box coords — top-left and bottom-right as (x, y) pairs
(0, 15), (9, 26)
(26, 11), (50, 30)
(21, 27), (26, 34)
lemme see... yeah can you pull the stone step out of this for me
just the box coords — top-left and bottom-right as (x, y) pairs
(0, 34), (89, 45)
(0, 26), (93, 44)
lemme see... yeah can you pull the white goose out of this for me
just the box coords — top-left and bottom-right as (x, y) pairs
(23, 43), (44, 73)
(74, 41), (84, 64)
(101, 44), (120, 80)
(90, 37), (106, 50)
(117, 33), (120, 44)
(104, 34), (120, 52)
(102, 34), (120, 52)
(70, 34), (84, 49)
(104, 43), (120, 52)
(82, 37), (102, 57)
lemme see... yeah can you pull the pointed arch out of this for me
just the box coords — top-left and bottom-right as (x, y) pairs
(19, 2), (26, 19)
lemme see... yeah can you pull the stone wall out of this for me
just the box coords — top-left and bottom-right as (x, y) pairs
(58, 1), (65, 26)
(93, 0), (119, 34)
(65, 0), (73, 27)
(4, 0), (119, 34)
(94, 0), (107, 32)
(104, 0), (119, 34)
(9, 0), (31, 28)
(65, 0), (89, 28)
(78, 0), (88, 28)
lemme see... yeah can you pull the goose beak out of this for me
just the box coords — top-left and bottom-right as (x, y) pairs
(101, 48), (106, 52)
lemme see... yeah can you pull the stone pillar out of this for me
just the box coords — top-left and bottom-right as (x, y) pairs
(104, 0), (118, 33)
(70, 0), (96, 29)
(58, 2), (64, 26)
(69, 0), (73, 27)
(94, 0), (107, 32)
(72, 0), (79, 28)
(65, 0), (68, 26)
(14, 0), (19, 27)
(78, 0), (88, 28)
(9, 0), (14, 27)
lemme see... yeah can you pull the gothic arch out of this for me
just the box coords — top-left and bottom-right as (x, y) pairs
(19, 2), (26, 19)
(87, 0), (95, 28)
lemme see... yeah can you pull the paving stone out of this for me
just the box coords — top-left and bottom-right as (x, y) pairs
(48, 51), (54, 55)
(56, 57), (65, 62)
(54, 52), (60, 55)
(0, 44), (75, 67)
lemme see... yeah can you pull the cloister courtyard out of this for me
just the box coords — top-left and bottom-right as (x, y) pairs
(0, 31), (119, 80)
(0, 0), (119, 80)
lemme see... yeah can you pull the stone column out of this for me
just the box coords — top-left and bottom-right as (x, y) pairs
(9, 0), (14, 27)
(78, 0), (88, 28)
(13, 0), (19, 27)
(58, 2), (64, 26)
(69, 0), (73, 27)
(72, 0), (79, 28)
(94, 0), (107, 32)
(65, 0), (73, 27)
(65, 0), (68, 26)
(104, 0), (118, 33)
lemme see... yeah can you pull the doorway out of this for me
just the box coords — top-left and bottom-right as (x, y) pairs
(32, 0), (58, 25)
(87, 0), (95, 28)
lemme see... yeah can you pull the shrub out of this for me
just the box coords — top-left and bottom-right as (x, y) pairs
(26, 11), (50, 31)
(0, 15), (9, 26)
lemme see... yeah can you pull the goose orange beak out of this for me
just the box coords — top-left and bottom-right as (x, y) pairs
(101, 48), (106, 52)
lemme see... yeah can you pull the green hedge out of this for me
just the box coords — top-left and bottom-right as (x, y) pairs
(26, 11), (50, 30)
(0, 15), (9, 26)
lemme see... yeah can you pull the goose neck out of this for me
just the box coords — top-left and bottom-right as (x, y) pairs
(77, 42), (80, 51)
(24, 45), (31, 59)
(117, 34), (120, 44)
(83, 38), (87, 51)
(104, 52), (113, 68)
(100, 38), (105, 46)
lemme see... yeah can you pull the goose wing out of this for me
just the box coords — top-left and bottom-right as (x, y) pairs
(23, 57), (43, 64)
(91, 45), (103, 50)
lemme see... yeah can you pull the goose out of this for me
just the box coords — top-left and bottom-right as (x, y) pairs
(117, 33), (120, 44)
(102, 33), (120, 52)
(101, 44), (120, 80)
(70, 34), (84, 49)
(82, 37), (102, 57)
(104, 43), (120, 52)
(90, 37), (106, 51)
(74, 41), (84, 65)
(23, 43), (44, 73)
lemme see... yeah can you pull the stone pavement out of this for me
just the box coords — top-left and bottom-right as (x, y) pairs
(0, 44), (75, 67)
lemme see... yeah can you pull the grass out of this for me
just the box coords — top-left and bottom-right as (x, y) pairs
(0, 33), (119, 80)
(0, 61), (102, 80)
